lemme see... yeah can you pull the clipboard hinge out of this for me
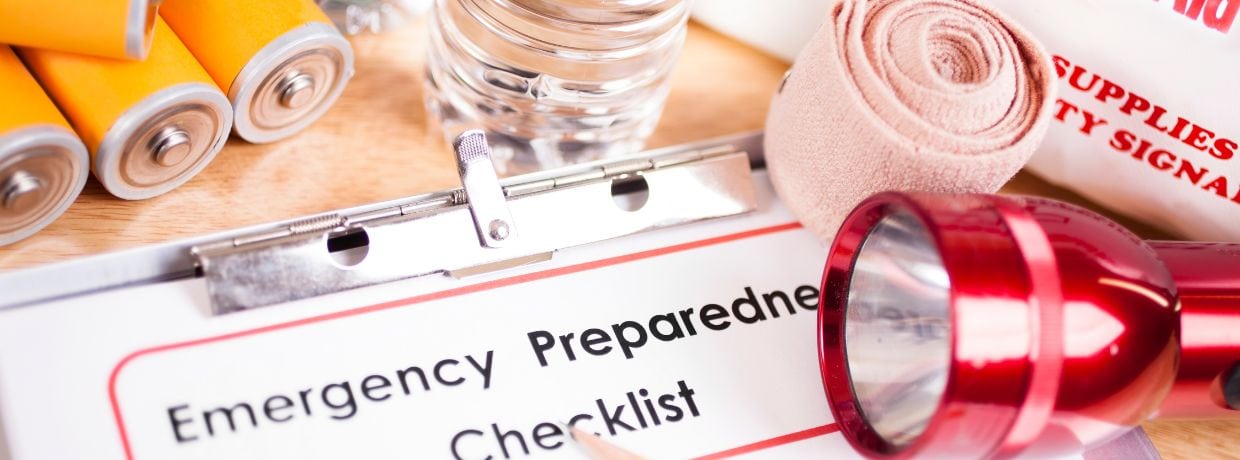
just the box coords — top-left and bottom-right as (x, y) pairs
(193, 134), (758, 314)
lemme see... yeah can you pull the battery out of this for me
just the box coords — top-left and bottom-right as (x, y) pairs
(0, 0), (158, 60)
(0, 46), (89, 246)
(162, 0), (355, 143)
(19, 18), (233, 201)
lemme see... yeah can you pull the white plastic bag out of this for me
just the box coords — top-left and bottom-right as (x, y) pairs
(937, 0), (1240, 240)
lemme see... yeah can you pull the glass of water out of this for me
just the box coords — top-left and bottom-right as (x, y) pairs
(424, 0), (692, 174)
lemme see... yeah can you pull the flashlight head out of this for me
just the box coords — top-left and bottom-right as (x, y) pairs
(819, 192), (1180, 459)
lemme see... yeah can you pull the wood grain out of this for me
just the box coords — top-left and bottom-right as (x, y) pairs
(0, 17), (1234, 459)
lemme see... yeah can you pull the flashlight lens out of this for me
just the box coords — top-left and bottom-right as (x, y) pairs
(844, 210), (951, 449)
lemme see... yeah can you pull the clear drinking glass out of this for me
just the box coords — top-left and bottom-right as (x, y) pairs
(424, 0), (692, 174)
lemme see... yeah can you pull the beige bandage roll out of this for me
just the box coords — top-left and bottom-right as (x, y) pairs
(765, 0), (1056, 241)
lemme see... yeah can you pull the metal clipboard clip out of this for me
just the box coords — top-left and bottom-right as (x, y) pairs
(192, 130), (759, 314)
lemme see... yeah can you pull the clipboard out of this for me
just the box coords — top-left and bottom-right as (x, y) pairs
(0, 132), (1161, 459)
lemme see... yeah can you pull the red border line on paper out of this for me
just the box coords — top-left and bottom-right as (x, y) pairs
(107, 222), (807, 459)
(694, 423), (842, 460)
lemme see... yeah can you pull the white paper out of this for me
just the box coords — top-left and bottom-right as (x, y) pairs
(0, 174), (862, 459)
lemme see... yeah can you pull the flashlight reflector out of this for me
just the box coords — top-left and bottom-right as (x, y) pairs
(845, 210), (951, 449)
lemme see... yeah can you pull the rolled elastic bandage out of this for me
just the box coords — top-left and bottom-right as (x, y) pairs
(765, 0), (1057, 241)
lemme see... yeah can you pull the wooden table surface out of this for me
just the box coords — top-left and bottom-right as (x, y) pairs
(2, 17), (1236, 459)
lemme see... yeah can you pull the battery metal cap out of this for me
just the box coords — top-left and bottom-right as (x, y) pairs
(95, 83), (233, 200)
(230, 22), (354, 143)
(0, 125), (89, 245)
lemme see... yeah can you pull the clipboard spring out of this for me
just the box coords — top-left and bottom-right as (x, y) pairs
(192, 131), (758, 314)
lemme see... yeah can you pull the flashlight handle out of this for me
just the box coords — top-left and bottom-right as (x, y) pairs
(1149, 241), (1240, 418)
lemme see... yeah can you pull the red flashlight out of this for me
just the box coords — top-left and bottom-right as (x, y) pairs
(818, 192), (1240, 459)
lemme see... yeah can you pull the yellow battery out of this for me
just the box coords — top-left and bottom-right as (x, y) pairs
(19, 18), (233, 201)
(0, 46), (89, 246)
(0, 0), (158, 60)
(162, 0), (354, 143)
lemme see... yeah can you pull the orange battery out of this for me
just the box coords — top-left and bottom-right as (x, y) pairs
(0, 0), (158, 60)
(0, 46), (89, 246)
(19, 18), (233, 201)
(162, 0), (354, 143)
